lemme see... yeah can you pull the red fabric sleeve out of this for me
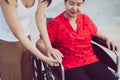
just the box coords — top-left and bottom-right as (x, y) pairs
(85, 14), (97, 36)
(46, 19), (58, 43)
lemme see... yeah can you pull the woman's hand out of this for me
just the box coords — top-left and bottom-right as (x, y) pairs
(96, 31), (118, 51)
(36, 39), (63, 65)
(42, 55), (60, 66)
(46, 47), (63, 64)
(106, 39), (118, 51)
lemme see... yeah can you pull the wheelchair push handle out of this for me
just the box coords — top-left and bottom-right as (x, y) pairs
(60, 64), (65, 80)
(114, 51), (120, 78)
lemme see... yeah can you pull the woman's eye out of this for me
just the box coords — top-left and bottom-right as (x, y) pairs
(78, 3), (83, 6)
(69, 3), (74, 5)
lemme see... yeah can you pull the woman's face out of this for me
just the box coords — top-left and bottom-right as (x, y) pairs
(64, 0), (84, 18)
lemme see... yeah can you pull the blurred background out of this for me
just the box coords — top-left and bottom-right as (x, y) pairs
(46, 0), (120, 26)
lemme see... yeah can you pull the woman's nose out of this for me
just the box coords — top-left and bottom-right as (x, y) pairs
(72, 5), (78, 11)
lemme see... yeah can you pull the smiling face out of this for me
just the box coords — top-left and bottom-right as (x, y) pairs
(64, 0), (84, 18)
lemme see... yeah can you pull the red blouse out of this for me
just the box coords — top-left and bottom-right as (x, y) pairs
(46, 12), (99, 70)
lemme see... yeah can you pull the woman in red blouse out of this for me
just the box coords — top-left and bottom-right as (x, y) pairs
(36, 0), (118, 80)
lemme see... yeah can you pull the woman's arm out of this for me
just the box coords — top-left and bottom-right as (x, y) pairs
(35, 0), (63, 63)
(96, 31), (118, 51)
(36, 39), (48, 54)
(0, 0), (58, 66)
(36, 38), (63, 64)
(36, 0), (52, 49)
(36, 39), (61, 67)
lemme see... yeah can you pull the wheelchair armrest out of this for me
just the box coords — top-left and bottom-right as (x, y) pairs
(92, 36), (107, 47)
(92, 36), (117, 51)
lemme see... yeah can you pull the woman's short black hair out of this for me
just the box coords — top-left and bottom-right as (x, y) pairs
(43, 0), (52, 6)
(5, 0), (9, 3)
(64, 0), (85, 2)
(5, 0), (52, 6)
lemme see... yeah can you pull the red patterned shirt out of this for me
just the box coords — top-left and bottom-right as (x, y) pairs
(46, 12), (99, 70)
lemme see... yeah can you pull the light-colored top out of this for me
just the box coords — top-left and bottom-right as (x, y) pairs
(0, 0), (38, 42)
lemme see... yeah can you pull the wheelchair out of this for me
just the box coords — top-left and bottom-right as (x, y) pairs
(32, 18), (120, 80)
